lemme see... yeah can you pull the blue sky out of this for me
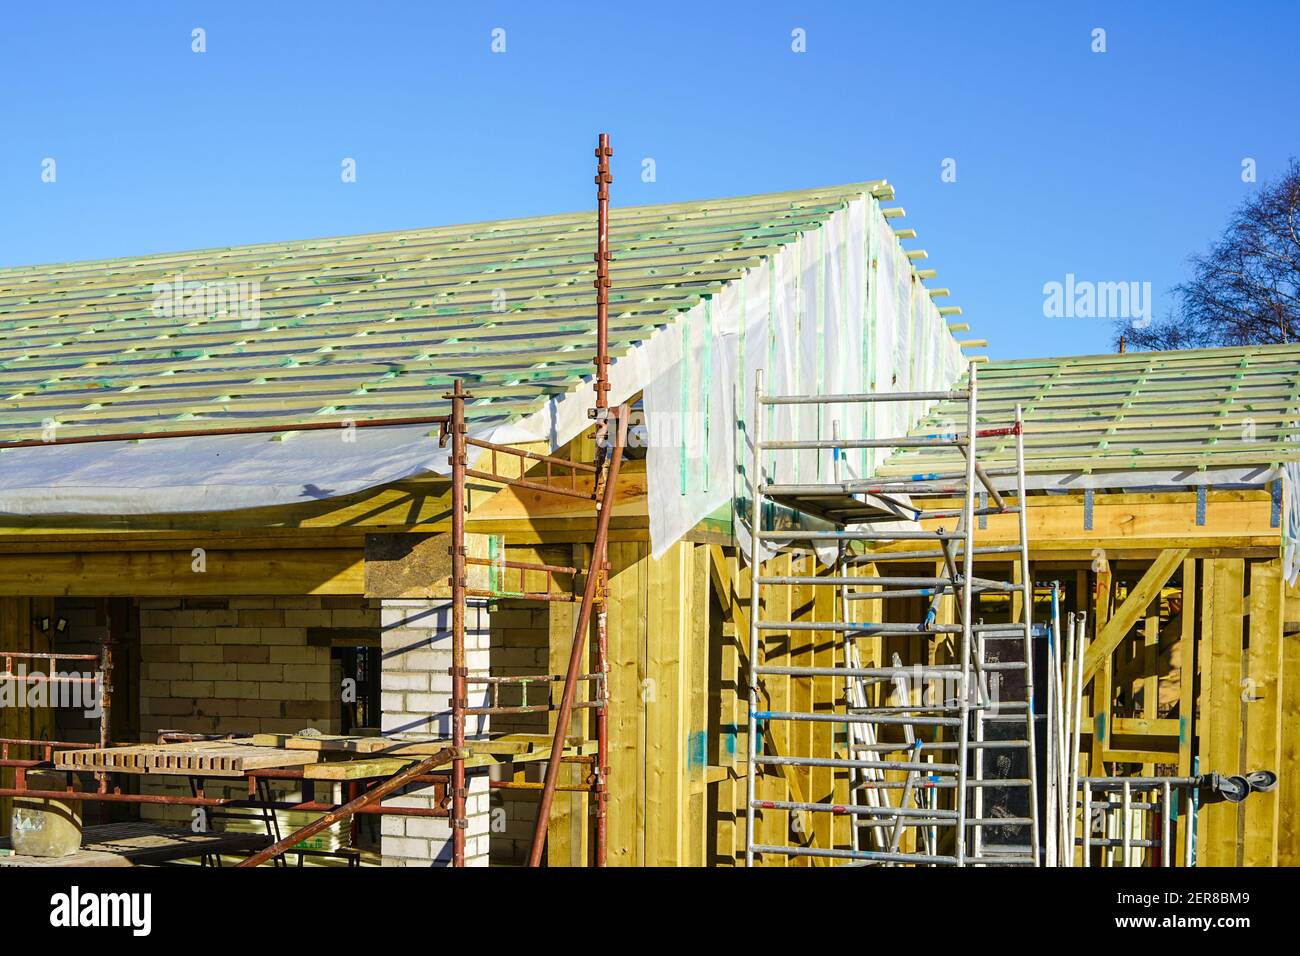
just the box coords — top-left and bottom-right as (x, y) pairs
(1, 1), (1296, 359)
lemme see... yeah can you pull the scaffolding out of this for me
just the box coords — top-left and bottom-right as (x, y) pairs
(440, 132), (621, 867)
(0, 135), (622, 869)
(743, 360), (1041, 866)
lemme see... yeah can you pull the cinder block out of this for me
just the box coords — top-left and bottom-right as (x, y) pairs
(178, 645), (223, 663)
(381, 672), (428, 692)
(236, 699), (282, 718)
(281, 664), (325, 683)
(330, 608), (379, 628)
(264, 681), (307, 700)
(169, 681), (214, 698)
(195, 698), (241, 717)
(172, 627), (219, 645)
(269, 645), (327, 665)
(224, 645), (270, 663)
(143, 697), (196, 717)
(192, 663), (239, 681)
(237, 609), (284, 628)
(213, 627), (262, 645)
(255, 627), (303, 646)
(273, 597), (323, 610)
(214, 680), (260, 698)
(188, 609), (239, 627)
(236, 664), (284, 682)
(382, 836), (430, 859)
(283, 610), (332, 627)
(145, 663), (192, 681)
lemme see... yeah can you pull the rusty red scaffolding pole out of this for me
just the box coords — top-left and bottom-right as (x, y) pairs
(527, 405), (626, 867)
(591, 131), (614, 867)
(447, 379), (470, 867)
(236, 748), (455, 868)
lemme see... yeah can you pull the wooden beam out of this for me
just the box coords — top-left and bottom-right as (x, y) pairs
(1082, 549), (1189, 685)
(0, 548), (364, 597)
(1243, 559), (1284, 866)
(1199, 558), (1245, 867)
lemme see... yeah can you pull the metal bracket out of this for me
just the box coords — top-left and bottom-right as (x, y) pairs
(1083, 488), (1094, 531)
(1196, 485), (1207, 526)
(1272, 480), (1283, 528)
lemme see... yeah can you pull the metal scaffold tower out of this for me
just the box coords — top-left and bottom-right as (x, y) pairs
(743, 361), (1041, 866)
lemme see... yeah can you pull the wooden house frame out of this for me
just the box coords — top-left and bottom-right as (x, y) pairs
(1, 176), (1296, 867)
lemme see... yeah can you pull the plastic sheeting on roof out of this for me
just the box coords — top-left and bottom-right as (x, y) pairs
(641, 196), (966, 561)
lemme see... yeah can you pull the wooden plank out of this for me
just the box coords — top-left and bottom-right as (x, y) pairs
(645, 540), (688, 866)
(0, 549), (364, 597)
(1082, 549), (1189, 684)
(1279, 575), (1300, 865)
(303, 757), (415, 780)
(547, 543), (587, 867)
(1199, 558), (1245, 867)
(685, 543), (710, 867)
(1175, 558), (1197, 864)
(605, 540), (645, 865)
(1243, 559), (1283, 866)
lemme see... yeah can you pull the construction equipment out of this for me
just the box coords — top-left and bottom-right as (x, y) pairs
(743, 360), (1040, 865)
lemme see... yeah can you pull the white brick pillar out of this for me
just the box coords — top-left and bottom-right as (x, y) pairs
(380, 598), (492, 866)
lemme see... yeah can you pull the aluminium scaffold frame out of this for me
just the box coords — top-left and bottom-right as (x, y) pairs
(743, 360), (1042, 866)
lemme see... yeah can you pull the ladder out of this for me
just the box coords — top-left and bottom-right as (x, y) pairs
(743, 360), (1040, 866)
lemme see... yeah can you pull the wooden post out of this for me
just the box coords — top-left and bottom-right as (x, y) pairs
(1243, 559), (1283, 866)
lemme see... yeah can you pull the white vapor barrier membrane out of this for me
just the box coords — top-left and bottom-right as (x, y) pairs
(1, 423), (462, 516)
(1285, 462), (1299, 586)
(642, 197), (966, 561)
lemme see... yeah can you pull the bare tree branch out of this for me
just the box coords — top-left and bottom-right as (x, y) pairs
(1115, 158), (1300, 349)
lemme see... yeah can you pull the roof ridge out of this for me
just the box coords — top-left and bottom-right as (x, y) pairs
(0, 181), (883, 276)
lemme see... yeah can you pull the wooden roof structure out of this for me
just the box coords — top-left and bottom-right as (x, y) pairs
(0, 182), (896, 443)
(880, 344), (1300, 478)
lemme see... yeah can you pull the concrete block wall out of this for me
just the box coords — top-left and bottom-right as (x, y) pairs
(133, 595), (366, 838)
(380, 598), (491, 866)
(486, 599), (550, 865)
(51, 598), (110, 744)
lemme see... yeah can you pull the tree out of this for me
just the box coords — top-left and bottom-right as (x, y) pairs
(1116, 159), (1300, 351)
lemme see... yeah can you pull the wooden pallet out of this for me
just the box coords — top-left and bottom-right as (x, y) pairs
(53, 740), (320, 777)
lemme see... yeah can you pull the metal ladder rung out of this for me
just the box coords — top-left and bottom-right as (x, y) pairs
(752, 799), (958, 821)
(755, 710), (960, 727)
(755, 755), (958, 773)
(852, 544), (1024, 563)
(965, 855), (1036, 866)
(966, 817), (1035, 827)
(967, 778), (1033, 787)
(759, 434), (969, 453)
(750, 844), (959, 866)
(756, 663), (1021, 679)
